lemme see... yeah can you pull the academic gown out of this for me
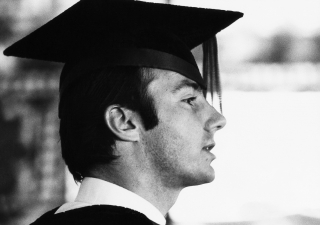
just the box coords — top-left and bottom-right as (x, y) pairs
(30, 205), (159, 225)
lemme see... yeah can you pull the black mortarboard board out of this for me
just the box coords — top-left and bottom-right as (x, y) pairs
(3, 0), (243, 112)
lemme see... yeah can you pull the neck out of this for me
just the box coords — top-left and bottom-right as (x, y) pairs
(122, 174), (182, 216)
(90, 162), (182, 216)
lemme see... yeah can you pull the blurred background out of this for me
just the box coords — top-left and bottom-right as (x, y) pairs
(0, 0), (319, 225)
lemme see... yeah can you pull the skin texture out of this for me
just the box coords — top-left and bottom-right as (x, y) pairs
(95, 69), (226, 215)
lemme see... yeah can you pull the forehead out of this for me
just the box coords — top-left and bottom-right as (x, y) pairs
(147, 69), (203, 96)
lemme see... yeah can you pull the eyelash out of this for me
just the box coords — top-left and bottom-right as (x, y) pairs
(184, 97), (197, 105)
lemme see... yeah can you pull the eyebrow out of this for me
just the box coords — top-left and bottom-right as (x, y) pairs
(171, 79), (204, 94)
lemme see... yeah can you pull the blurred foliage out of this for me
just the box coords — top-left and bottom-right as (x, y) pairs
(0, 0), (20, 43)
(268, 32), (294, 63)
(0, 0), (62, 79)
(0, 101), (26, 223)
(0, 1), (65, 225)
(312, 34), (320, 62)
(251, 31), (320, 63)
(0, 17), (14, 43)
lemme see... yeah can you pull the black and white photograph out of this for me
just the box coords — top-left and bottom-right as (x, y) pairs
(0, 0), (319, 225)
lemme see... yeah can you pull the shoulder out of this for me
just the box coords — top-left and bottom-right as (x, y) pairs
(30, 205), (156, 225)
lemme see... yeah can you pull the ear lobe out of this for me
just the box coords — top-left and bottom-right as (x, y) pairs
(105, 105), (140, 142)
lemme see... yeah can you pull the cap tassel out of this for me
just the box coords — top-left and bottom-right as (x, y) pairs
(202, 36), (223, 114)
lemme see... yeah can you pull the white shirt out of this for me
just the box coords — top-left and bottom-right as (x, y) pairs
(55, 177), (166, 225)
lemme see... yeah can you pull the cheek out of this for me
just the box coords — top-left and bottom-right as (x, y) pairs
(151, 123), (201, 169)
(143, 123), (187, 175)
(147, 124), (181, 163)
(147, 100), (207, 163)
(155, 103), (206, 153)
(159, 104), (204, 133)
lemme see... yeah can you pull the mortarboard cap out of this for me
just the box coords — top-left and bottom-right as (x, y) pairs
(3, 0), (243, 112)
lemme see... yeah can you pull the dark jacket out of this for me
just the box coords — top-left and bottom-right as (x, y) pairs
(30, 205), (158, 225)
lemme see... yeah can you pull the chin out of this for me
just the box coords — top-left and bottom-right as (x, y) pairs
(200, 167), (216, 184)
(202, 170), (215, 184)
(201, 165), (215, 182)
(184, 169), (215, 187)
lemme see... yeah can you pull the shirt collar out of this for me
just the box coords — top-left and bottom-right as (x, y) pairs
(75, 177), (166, 225)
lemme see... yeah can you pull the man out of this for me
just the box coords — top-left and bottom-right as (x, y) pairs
(4, 0), (242, 224)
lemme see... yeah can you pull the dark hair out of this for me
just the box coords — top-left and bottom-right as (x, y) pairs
(59, 67), (159, 182)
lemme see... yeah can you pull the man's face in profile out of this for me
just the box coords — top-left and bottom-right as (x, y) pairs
(141, 69), (226, 189)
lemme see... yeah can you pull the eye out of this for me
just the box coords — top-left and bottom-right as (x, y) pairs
(183, 97), (197, 105)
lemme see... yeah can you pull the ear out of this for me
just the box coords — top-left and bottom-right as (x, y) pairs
(104, 105), (141, 142)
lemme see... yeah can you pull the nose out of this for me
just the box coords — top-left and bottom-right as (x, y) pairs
(204, 106), (227, 133)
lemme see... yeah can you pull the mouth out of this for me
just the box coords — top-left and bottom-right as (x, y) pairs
(202, 143), (215, 152)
